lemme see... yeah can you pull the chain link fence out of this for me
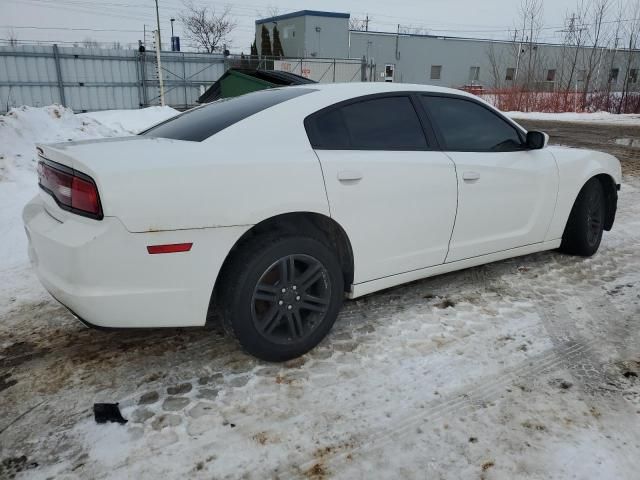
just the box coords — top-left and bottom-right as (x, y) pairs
(1, 46), (373, 113)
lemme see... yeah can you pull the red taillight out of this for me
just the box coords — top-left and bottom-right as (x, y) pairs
(38, 160), (103, 219)
(71, 176), (101, 215)
(147, 243), (193, 254)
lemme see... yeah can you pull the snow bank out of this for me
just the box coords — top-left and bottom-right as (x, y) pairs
(506, 111), (640, 125)
(0, 104), (178, 270)
(0, 104), (178, 181)
(79, 106), (177, 136)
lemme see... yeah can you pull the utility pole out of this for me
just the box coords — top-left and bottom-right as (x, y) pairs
(154, 30), (165, 106)
(154, 0), (162, 51)
(365, 15), (369, 32)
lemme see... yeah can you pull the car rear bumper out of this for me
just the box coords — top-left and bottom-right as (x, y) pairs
(23, 195), (248, 328)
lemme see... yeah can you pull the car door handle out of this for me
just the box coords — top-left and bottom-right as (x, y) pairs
(337, 170), (363, 182)
(462, 171), (481, 182)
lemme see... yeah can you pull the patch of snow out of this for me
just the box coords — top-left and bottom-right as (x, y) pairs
(507, 111), (640, 125)
(79, 106), (177, 135)
(0, 104), (178, 180)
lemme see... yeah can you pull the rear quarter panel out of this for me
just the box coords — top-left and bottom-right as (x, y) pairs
(545, 146), (622, 241)
(47, 99), (332, 233)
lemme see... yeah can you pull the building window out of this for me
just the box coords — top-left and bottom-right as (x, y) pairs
(283, 26), (295, 39)
(609, 68), (619, 83)
(430, 65), (442, 80)
(505, 68), (515, 81)
(384, 64), (395, 82)
(629, 69), (638, 83)
(577, 69), (587, 82)
(469, 66), (480, 82)
(547, 69), (556, 82)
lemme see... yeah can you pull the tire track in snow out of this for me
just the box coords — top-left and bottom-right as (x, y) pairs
(288, 337), (596, 477)
(288, 237), (640, 477)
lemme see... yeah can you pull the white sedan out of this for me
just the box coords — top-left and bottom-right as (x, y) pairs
(23, 83), (621, 361)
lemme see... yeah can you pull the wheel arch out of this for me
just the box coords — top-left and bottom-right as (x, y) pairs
(566, 173), (618, 232)
(209, 212), (355, 319)
(592, 173), (618, 231)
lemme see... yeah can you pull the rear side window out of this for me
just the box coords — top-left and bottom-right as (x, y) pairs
(421, 96), (524, 152)
(307, 96), (428, 150)
(141, 88), (314, 142)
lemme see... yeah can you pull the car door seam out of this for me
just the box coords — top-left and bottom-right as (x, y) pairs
(443, 152), (460, 264)
(312, 149), (333, 217)
(543, 149), (562, 242)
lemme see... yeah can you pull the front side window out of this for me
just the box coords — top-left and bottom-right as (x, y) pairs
(307, 96), (427, 150)
(141, 88), (314, 142)
(422, 96), (524, 152)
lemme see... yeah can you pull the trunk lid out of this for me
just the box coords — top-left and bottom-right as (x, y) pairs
(36, 136), (209, 231)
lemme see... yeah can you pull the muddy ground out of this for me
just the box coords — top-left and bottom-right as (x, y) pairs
(1, 121), (639, 479)
(518, 119), (640, 175)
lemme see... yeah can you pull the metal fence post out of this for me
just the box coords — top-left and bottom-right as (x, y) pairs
(135, 51), (143, 108)
(140, 51), (149, 107)
(52, 44), (66, 107)
(182, 52), (188, 108)
(333, 58), (336, 82)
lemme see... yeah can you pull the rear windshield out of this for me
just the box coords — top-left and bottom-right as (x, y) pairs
(141, 88), (315, 142)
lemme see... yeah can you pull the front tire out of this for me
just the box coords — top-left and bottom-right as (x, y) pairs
(219, 234), (344, 361)
(560, 178), (606, 257)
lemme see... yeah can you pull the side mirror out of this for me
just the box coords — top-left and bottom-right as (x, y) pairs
(526, 131), (549, 150)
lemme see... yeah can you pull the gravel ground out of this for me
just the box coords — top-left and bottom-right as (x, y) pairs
(1, 121), (639, 479)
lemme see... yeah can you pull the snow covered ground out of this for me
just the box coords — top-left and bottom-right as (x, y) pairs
(507, 111), (640, 125)
(1, 106), (639, 479)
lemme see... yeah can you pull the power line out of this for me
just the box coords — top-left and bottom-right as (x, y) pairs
(5, 0), (640, 52)
(0, 25), (143, 33)
(11, 0), (640, 33)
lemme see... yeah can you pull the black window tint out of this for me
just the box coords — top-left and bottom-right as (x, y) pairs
(141, 88), (314, 142)
(341, 97), (426, 149)
(308, 96), (427, 150)
(310, 108), (350, 148)
(422, 96), (524, 152)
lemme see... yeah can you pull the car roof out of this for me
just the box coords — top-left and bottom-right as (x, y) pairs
(288, 81), (477, 99)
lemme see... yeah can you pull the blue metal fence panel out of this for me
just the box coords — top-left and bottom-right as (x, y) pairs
(0, 45), (226, 113)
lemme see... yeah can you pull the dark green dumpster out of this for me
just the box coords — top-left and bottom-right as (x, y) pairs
(198, 68), (316, 103)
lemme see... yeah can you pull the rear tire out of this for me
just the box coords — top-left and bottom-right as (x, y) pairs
(218, 233), (343, 362)
(560, 178), (606, 257)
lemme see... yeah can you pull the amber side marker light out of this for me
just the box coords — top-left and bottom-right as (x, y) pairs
(147, 243), (193, 254)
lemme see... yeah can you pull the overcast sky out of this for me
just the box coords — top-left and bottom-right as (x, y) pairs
(2, 0), (585, 52)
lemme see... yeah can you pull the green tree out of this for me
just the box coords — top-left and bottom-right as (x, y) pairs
(272, 25), (284, 58)
(250, 40), (258, 57)
(260, 24), (272, 57)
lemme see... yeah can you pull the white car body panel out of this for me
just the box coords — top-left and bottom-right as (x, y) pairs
(23, 195), (248, 327)
(350, 239), (562, 298)
(544, 146), (622, 241)
(316, 150), (458, 283)
(444, 148), (559, 262)
(38, 130), (330, 233)
(23, 82), (622, 329)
